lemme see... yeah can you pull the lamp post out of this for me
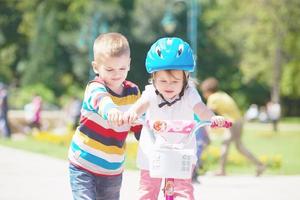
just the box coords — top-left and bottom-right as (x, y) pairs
(161, 0), (199, 78)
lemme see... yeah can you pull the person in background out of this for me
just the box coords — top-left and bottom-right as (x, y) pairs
(0, 83), (11, 138)
(266, 101), (281, 132)
(258, 106), (268, 123)
(192, 126), (210, 183)
(24, 95), (42, 131)
(68, 96), (82, 130)
(200, 77), (266, 176)
(245, 104), (259, 121)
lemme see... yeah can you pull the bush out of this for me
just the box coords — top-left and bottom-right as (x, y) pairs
(8, 83), (84, 110)
(9, 84), (56, 109)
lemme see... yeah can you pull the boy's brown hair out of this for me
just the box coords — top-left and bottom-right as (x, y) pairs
(93, 32), (130, 62)
(200, 77), (219, 93)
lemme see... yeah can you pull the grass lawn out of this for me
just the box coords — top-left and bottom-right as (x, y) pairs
(1, 120), (299, 175)
(0, 135), (68, 160)
(203, 121), (300, 175)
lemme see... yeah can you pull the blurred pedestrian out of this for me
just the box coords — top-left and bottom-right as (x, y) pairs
(245, 104), (259, 121)
(258, 106), (268, 123)
(24, 95), (42, 131)
(200, 77), (266, 176)
(266, 101), (281, 132)
(0, 83), (11, 138)
(67, 96), (82, 130)
(192, 126), (210, 183)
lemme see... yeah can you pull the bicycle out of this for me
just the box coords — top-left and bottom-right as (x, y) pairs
(138, 119), (232, 200)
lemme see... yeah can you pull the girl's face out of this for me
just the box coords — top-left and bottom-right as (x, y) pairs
(153, 70), (185, 100)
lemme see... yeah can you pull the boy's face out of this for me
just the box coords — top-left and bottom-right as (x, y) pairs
(92, 54), (130, 90)
(154, 70), (185, 100)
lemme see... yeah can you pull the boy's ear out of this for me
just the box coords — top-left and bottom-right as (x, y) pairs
(91, 61), (99, 74)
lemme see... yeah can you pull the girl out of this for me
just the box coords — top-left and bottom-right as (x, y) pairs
(124, 37), (225, 200)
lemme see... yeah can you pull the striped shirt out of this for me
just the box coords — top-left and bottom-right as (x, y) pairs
(68, 77), (141, 176)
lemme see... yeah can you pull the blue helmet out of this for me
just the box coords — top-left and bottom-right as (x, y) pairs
(145, 37), (195, 73)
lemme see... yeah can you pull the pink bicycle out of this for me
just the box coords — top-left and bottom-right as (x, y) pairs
(139, 119), (232, 200)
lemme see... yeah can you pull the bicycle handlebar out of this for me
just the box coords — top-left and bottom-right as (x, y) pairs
(199, 120), (232, 129)
(134, 119), (232, 148)
(135, 119), (232, 130)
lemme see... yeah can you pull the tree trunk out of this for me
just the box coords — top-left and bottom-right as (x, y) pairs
(272, 31), (283, 104)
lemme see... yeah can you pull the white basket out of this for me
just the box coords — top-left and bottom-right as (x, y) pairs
(149, 147), (195, 179)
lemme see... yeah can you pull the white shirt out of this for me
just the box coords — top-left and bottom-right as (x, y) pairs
(136, 84), (203, 170)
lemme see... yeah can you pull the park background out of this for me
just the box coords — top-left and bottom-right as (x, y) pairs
(0, 0), (300, 175)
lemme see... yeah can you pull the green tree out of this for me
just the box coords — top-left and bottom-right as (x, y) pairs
(0, 0), (28, 84)
(200, 0), (300, 113)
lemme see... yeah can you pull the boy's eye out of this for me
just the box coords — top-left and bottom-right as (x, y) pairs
(106, 69), (113, 72)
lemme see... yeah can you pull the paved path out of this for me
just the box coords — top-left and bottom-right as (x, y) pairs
(1, 146), (300, 200)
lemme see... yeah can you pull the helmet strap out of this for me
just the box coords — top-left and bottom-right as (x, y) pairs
(153, 71), (189, 108)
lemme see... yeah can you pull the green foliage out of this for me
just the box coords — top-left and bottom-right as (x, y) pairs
(9, 84), (55, 109)
(0, 0), (27, 84)
(0, 0), (299, 114)
(281, 62), (300, 98)
(131, 0), (166, 43)
(0, 44), (15, 82)
(200, 0), (300, 113)
(0, 136), (68, 160)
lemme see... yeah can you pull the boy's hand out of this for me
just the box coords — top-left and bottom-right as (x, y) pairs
(123, 111), (138, 125)
(107, 108), (124, 126)
(211, 115), (226, 128)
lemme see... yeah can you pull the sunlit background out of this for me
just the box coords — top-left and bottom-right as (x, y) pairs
(0, 1), (300, 198)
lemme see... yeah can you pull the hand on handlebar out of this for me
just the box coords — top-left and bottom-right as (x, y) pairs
(210, 115), (232, 128)
(123, 111), (138, 125)
(107, 108), (124, 126)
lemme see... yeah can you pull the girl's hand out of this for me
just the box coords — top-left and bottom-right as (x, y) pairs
(211, 115), (226, 128)
(123, 111), (138, 125)
(107, 108), (124, 126)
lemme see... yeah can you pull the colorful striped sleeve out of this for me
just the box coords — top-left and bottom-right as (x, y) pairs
(85, 83), (117, 119)
(98, 96), (118, 119)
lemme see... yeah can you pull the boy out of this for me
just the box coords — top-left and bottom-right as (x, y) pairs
(200, 77), (266, 176)
(68, 32), (141, 200)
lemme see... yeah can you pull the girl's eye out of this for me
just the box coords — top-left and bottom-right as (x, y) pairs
(106, 69), (113, 72)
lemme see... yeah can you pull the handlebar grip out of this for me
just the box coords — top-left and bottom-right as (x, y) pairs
(211, 121), (232, 128)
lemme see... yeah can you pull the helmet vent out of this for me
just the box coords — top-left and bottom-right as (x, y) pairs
(156, 46), (162, 57)
(177, 44), (184, 57)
